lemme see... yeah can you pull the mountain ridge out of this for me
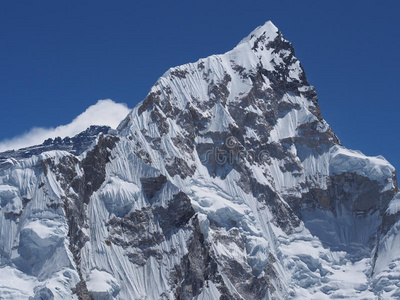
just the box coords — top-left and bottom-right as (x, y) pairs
(1, 21), (400, 299)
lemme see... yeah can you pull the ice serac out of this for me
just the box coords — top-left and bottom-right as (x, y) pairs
(1, 21), (399, 299)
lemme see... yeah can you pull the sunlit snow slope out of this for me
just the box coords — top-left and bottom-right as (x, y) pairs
(1, 21), (399, 299)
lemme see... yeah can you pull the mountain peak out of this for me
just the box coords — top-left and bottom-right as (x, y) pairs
(237, 20), (279, 47)
(2, 21), (399, 300)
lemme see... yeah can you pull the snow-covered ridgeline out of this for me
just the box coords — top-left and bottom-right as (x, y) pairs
(0, 21), (399, 299)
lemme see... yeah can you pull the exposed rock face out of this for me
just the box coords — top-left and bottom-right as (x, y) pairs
(1, 21), (400, 299)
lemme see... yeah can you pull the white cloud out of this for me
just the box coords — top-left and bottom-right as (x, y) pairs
(0, 99), (131, 152)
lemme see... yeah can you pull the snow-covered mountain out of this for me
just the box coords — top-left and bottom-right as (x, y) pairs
(1, 21), (399, 299)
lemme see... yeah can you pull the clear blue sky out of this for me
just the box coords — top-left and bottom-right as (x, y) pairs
(1, 1), (399, 170)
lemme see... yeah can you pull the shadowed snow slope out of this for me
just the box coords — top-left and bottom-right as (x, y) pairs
(1, 21), (399, 299)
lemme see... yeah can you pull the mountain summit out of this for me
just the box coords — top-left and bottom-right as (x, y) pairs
(1, 21), (399, 299)
(237, 20), (278, 45)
